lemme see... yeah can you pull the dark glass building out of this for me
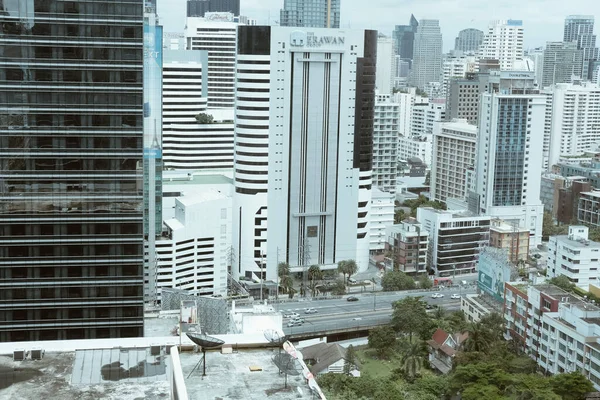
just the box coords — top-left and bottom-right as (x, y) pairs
(0, 0), (145, 342)
(393, 14), (418, 60)
(187, 0), (240, 17)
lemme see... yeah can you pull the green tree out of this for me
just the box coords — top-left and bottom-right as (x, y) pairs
(381, 270), (416, 291)
(542, 211), (569, 239)
(394, 208), (407, 224)
(418, 274), (432, 289)
(307, 264), (323, 296)
(368, 326), (397, 358)
(550, 371), (595, 400)
(391, 297), (431, 341)
(462, 321), (494, 353)
(278, 262), (290, 278)
(343, 345), (357, 375)
(506, 374), (560, 400)
(195, 112), (214, 124)
(401, 341), (426, 381)
(331, 279), (346, 295)
(337, 259), (358, 283)
(548, 275), (576, 293)
(446, 310), (468, 333)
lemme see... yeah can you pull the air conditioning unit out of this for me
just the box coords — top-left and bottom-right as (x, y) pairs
(150, 345), (161, 356)
(13, 349), (25, 361)
(31, 349), (44, 360)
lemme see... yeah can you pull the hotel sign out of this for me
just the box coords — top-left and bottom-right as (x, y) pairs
(290, 31), (345, 48)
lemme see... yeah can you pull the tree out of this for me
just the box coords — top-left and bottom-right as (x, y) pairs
(548, 275), (576, 293)
(330, 279), (346, 295)
(195, 112), (214, 124)
(401, 341), (426, 381)
(418, 274), (432, 289)
(343, 345), (357, 375)
(368, 326), (396, 358)
(381, 270), (416, 291)
(394, 208), (407, 224)
(391, 297), (431, 341)
(337, 259), (358, 283)
(462, 321), (494, 353)
(542, 211), (568, 239)
(307, 265), (323, 296)
(550, 372), (595, 400)
(278, 262), (290, 278)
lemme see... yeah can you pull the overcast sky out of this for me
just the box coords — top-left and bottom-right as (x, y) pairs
(157, 0), (600, 51)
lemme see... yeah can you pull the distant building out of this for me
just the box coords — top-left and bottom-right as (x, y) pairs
(386, 218), (429, 275)
(478, 20), (524, 70)
(280, 0), (340, 28)
(557, 179), (592, 225)
(561, 161), (600, 189)
(489, 219), (530, 263)
(454, 28), (484, 53)
(578, 191), (600, 227)
(411, 99), (446, 137)
(398, 136), (432, 168)
(547, 226), (600, 291)
(440, 51), (478, 98)
(301, 342), (356, 376)
(427, 328), (468, 374)
(417, 208), (490, 276)
(186, 0), (240, 17)
(376, 36), (395, 95)
(541, 42), (583, 87)
(409, 19), (443, 90)
(393, 14), (419, 60)
(370, 189), (395, 252)
(563, 15), (598, 79)
(373, 96), (400, 193)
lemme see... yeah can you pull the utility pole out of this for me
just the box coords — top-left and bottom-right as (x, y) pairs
(276, 247), (280, 300)
(260, 253), (264, 302)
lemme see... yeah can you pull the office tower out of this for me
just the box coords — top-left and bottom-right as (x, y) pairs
(564, 15), (598, 79)
(393, 14), (419, 60)
(431, 120), (477, 202)
(479, 20), (524, 70)
(376, 35), (395, 94)
(454, 28), (484, 53)
(187, 0), (240, 17)
(0, 0), (145, 342)
(470, 79), (545, 246)
(185, 13), (239, 108)
(541, 42), (583, 87)
(409, 19), (443, 90)
(441, 51), (478, 98)
(445, 73), (484, 124)
(232, 26), (377, 280)
(373, 96), (400, 193)
(545, 82), (600, 168)
(280, 0), (340, 29)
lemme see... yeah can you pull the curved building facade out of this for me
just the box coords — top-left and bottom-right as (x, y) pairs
(232, 26), (376, 280)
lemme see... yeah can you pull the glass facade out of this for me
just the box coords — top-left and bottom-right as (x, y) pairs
(492, 98), (528, 207)
(0, 0), (145, 341)
(280, 0), (340, 29)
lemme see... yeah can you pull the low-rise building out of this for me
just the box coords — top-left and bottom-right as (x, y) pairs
(547, 226), (600, 291)
(301, 342), (358, 376)
(579, 191), (600, 227)
(489, 219), (530, 263)
(427, 328), (468, 374)
(503, 282), (529, 349)
(461, 294), (494, 322)
(386, 218), (429, 275)
(417, 208), (490, 276)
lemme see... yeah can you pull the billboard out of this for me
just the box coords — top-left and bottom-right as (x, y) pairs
(477, 247), (513, 303)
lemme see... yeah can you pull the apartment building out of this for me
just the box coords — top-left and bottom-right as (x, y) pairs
(478, 20), (524, 70)
(373, 97), (400, 193)
(489, 219), (530, 263)
(370, 189), (395, 252)
(386, 218), (429, 275)
(578, 191), (600, 227)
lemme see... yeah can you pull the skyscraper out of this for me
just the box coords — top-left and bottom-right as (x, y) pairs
(187, 0), (240, 17)
(564, 15), (598, 79)
(232, 26), (376, 281)
(409, 19), (443, 90)
(541, 41), (583, 87)
(0, 0), (145, 342)
(280, 0), (340, 29)
(393, 14), (419, 60)
(454, 28), (484, 53)
(479, 20), (524, 70)
(376, 35), (395, 94)
(373, 95), (400, 193)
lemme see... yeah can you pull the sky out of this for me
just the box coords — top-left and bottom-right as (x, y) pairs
(157, 0), (600, 52)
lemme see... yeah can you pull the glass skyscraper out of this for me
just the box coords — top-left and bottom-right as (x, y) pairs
(280, 0), (340, 29)
(564, 15), (598, 79)
(0, 0), (145, 341)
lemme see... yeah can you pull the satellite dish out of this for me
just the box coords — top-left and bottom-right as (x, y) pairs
(263, 329), (287, 344)
(272, 353), (301, 376)
(186, 332), (225, 348)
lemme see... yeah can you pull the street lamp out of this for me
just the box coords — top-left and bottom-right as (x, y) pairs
(372, 278), (376, 311)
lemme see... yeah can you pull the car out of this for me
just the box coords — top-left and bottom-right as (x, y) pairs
(283, 311), (299, 319)
(425, 304), (435, 310)
(451, 294), (461, 299)
(287, 320), (303, 327)
(291, 317), (305, 323)
(352, 317), (362, 321)
(431, 293), (444, 298)
(347, 278), (357, 284)
(346, 296), (359, 302)
(304, 308), (318, 314)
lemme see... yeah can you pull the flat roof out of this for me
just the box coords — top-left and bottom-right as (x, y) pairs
(163, 173), (233, 186)
(554, 235), (600, 249)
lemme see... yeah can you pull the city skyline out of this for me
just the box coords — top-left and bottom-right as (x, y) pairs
(158, 0), (600, 51)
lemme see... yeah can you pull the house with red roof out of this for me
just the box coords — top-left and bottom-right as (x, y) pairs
(427, 328), (468, 374)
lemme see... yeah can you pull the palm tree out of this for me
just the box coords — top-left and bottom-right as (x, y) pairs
(401, 341), (425, 381)
(307, 265), (323, 296)
(462, 321), (493, 353)
(278, 262), (290, 279)
(337, 260), (348, 282)
(280, 275), (295, 299)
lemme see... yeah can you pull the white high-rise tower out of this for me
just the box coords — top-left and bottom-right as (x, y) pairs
(478, 20), (524, 70)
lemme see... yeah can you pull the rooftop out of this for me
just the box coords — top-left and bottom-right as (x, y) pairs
(163, 172), (233, 186)
(554, 235), (600, 249)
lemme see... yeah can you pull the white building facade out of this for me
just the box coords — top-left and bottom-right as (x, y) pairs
(373, 96), (400, 193)
(431, 119), (477, 203)
(376, 35), (395, 95)
(369, 189), (395, 252)
(232, 26), (377, 280)
(478, 20), (524, 70)
(547, 226), (600, 291)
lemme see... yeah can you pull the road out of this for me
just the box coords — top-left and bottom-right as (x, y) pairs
(278, 287), (477, 336)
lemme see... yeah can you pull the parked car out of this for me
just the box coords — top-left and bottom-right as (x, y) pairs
(431, 293), (444, 298)
(450, 294), (461, 299)
(425, 304), (435, 310)
(348, 277), (357, 284)
(304, 308), (318, 314)
(283, 312), (299, 318)
(346, 296), (359, 302)
(287, 320), (303, 327)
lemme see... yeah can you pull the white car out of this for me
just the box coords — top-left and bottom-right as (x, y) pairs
(431, 293), (444, 298)
(304, 308), (318, 314)
(451, 294), (461, 299)
(283, 312), (299, 319)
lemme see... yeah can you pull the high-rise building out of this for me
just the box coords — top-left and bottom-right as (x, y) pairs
(440, 51), (478, 98)
(187, 0), (240, 17)
(393, 14), (419, 60)
(373, 95), (400, 193)
(470, 77), (545, 246)
(185, 13), (239, 108)
(232, 26), (377, 280)
(527, 46), (545, 86)
(564, 15), (598, 79)
(478, 20), (524, 70)
(280, 0), (340, 29)
(545, 82), (600, 168)
(454, 28), (484, 53)
(431, 119), (477, 203)
(0, 0), (145, 342)
(376, 35), (395, 94)
(409, 19), (443, 90)
(541, 42), (583, 87)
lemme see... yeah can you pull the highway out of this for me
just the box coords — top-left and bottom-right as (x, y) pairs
(278, 287), (477, 336)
